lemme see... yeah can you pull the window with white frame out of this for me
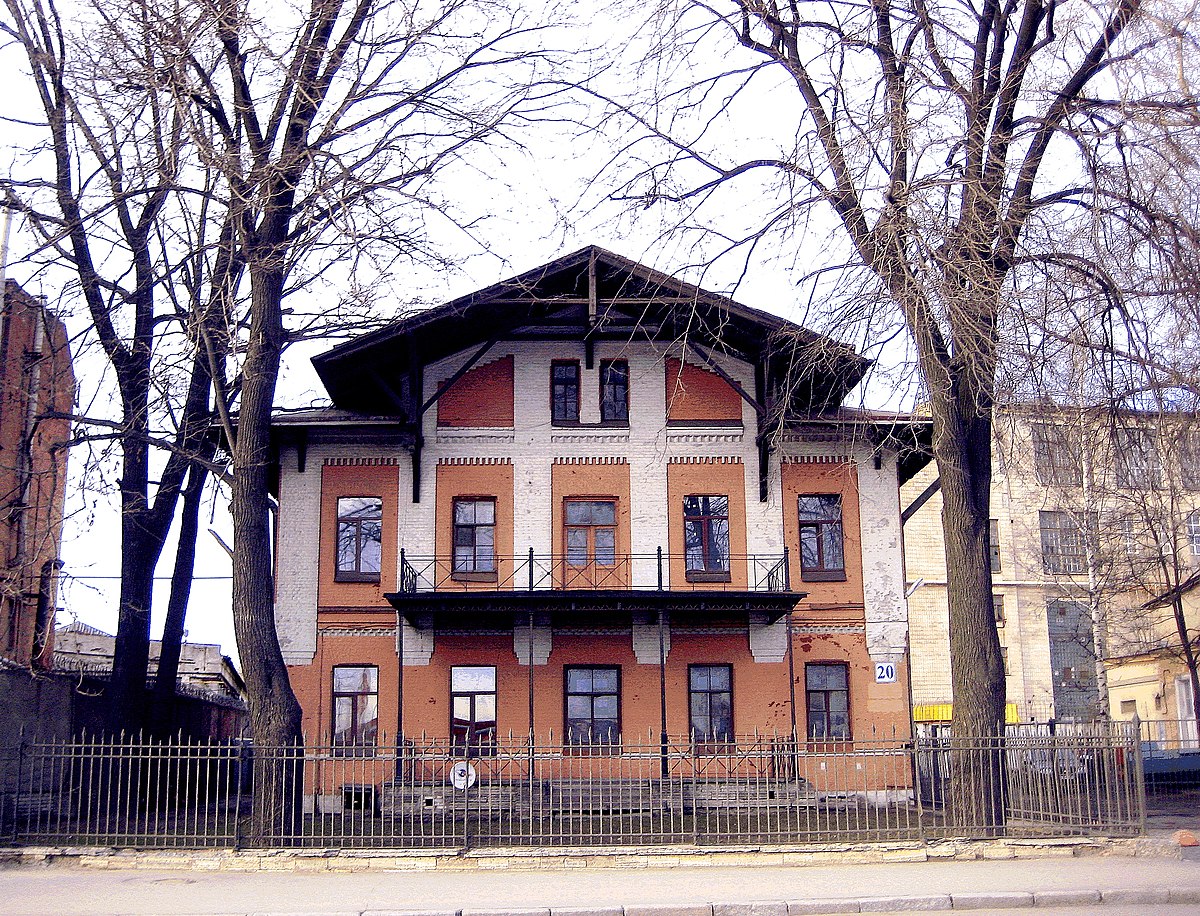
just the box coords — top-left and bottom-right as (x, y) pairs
(1188, 510), (1200, 557)
(1040, 510), (1093, 575)
(453, 497), (496, 576)
(1180, 431), (1200, 491)
(1031, 424), (1082, 487)
(1114, 427), (1162, 489)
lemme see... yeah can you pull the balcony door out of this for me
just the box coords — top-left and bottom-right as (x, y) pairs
(563, 499), (620, 588)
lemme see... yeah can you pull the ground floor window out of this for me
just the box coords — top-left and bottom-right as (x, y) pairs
(565, 666), (620, 745)
(689, 664), (732, 742)
(332, 665), (378, 751)
(805, 662), (850, 740)
(451, 666), (497, 754)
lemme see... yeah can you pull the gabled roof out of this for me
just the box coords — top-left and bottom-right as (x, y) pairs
(311, 246), (869, 419)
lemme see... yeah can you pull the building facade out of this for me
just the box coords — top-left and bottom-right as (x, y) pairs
(272, 249), (927, 754)
(0, 280), (73, 671)
(904, 406), (1200, 730)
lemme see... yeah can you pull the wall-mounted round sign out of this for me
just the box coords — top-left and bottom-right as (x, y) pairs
(449, 760), (477, 790)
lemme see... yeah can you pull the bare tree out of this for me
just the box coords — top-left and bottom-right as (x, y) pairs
(1, 0), (234, 733)
(86, 0), (561, 836)
(577, 0), (1200, 822)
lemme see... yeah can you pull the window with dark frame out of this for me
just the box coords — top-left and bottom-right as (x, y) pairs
(551, 361), (580, 424)
(335, 497), (383, 582)
(993, 594), (1006, 627)
(450, 666), (497, 754)
(798, 495), (846, 581)
(1031, 424), (1083, 487)
(452, 497), (496, 577)
(683, 495), (731, 580)
(332, 665), (378, 752)
(565, 666), (620, 745)
(565, 500), (617, 567)
(989, 519), (1002, 572)
(805, 663), (850, 740)
(689, 665), (733, 743)
(1039, 510), (1093, 575)
(600, 360), (629, 423)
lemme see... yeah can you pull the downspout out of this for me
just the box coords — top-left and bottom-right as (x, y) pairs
(0, 200), (13, 350)
(14, 307), (45, 578)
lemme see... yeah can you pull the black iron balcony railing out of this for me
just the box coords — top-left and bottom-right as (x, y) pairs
(398, 549), (790, 595)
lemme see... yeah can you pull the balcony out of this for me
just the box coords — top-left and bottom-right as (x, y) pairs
(398, 550), (791, 594)
(388, 551), (800, 628)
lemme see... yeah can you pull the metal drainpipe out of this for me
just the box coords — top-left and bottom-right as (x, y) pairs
(14, 305), (45, 580)
(657, 547), (668, 777)
(0, 201), (14, 353)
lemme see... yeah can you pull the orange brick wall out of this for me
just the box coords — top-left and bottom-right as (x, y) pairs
(664, 357), (742, 422)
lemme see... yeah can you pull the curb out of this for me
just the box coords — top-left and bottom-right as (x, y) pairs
(85, 888), (1200, 916)
(0, 834), (1184, 873)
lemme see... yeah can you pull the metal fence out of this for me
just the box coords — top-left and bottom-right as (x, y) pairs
(1, 729), (1143, 849)
(1137, 717), (1200, 760)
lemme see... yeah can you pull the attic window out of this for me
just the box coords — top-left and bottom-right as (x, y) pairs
(552, 361), (580, 424)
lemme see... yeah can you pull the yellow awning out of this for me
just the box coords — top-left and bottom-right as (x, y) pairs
(913, 703), (1019, 724)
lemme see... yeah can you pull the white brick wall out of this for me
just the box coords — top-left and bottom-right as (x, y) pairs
(857, 453), (909, 664)
(278, 339), (914, 669)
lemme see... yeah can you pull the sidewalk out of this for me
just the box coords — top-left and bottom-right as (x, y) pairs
(3, 845), (1200, 916)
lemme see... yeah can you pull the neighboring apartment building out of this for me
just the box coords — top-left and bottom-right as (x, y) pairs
(0, 280), (73, 670)
(271, 248), (929, 753)
(904, 405), (1200, 729)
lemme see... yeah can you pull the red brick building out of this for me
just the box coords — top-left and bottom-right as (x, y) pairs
(271, 249), (927, 757)
(0, 280), (74, 670)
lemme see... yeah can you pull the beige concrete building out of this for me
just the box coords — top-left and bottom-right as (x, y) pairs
(54, 620), (246, 701)
(903, 407), (1200, 729)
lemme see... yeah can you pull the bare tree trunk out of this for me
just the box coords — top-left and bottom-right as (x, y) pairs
(232, 259), (303, 841)
(1171, 596), (1200, 738)
(150, 461), (210, 737)
(932, 363), (1007, 832)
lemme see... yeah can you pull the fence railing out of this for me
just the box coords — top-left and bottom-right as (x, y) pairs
(398, 551), (791, 595)
(1, 729), (1143, 849)
(1136, 717), (1200, 759)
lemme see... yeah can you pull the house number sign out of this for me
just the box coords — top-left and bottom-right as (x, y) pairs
(874, 662), (897, 684)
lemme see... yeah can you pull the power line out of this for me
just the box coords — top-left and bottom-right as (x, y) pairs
(64, 574), (233, 581)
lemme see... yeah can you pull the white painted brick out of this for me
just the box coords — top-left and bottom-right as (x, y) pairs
(858, 452), (908, 662)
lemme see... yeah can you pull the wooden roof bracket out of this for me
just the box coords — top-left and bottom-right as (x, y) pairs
(408, 337), (424, 503)
(410, 335), (497, 504)
(686, 342), (769, 421)
(586, 251), (598, 370)
(755, 358), (773, 502)
(901, 476), (941, 523)
(418, 337), (498, 418)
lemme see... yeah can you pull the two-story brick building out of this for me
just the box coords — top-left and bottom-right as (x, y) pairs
(271, 248), (927, 756)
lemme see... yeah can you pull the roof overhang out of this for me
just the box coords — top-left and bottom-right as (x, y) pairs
(784, 411), (933, 484)
(312, 246), (869, 418)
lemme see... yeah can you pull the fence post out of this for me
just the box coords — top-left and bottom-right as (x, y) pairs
(1131, 719), (1147, 834)
(911, 734), (926, 841)
(233, 741), (244, 850)
(9, 728), (25, 843)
